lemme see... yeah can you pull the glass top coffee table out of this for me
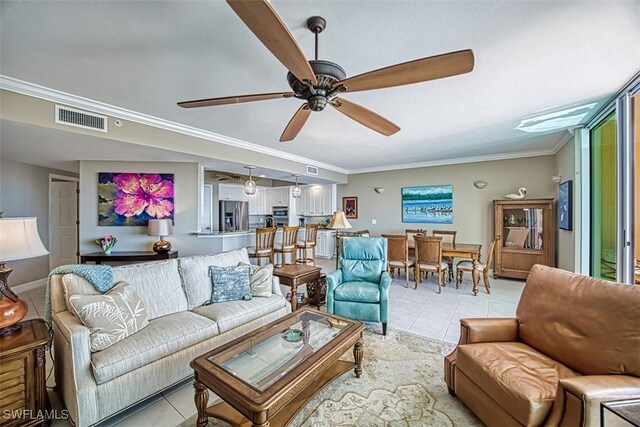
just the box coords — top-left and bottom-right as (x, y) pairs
(190, 308), (365, 427)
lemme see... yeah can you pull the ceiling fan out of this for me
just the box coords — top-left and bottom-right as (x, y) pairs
(215, 172), (262, 183)
(178, 0), (474, 142)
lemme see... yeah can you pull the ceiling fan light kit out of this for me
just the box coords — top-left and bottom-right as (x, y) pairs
(178, 0), (474, 143)
(243, 165), (257, 195)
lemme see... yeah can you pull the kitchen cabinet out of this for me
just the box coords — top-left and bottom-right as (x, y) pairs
(218, 183), (247, 202)
(248, 187), (267, 214)
(297, 185), (334, 216)
(316, 230), (336, 259)
(267, 187), (290, 210)
(493, 198), (555, 279)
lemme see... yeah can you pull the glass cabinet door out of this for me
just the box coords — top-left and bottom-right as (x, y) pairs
(502, 207), (544, 250)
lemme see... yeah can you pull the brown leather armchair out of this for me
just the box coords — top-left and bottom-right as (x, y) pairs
(445, 265), (640, 426)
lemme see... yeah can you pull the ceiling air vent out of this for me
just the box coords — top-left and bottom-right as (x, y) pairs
(55, 105), (107, 132)
(306, 165), (319, 176)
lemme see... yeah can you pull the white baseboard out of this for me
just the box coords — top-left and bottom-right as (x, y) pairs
(12, 278), (47, 294)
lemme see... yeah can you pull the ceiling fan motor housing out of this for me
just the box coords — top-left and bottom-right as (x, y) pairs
(287, 60), (346, 111)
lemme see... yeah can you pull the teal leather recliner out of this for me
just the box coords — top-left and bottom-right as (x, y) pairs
(327, 237), (391, 335)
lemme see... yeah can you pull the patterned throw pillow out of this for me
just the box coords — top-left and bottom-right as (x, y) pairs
(208, 264), (252, 303)
(238, 263), (273, 297)
(68, 282), (148, 352)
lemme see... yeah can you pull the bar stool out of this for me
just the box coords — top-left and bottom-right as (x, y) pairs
(247, 227), (276, 266)
(296, 224), (319, 266)
(274, 226), (299, 267)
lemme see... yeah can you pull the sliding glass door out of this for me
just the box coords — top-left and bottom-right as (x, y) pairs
(590, 112), (617, 280)
(587, 75), (638, 284)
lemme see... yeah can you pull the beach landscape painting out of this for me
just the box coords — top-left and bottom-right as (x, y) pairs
(402, 185), (453, 223)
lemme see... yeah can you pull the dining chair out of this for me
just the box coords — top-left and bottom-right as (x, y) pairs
(274, 226), (300, 267)
(432, 230), (457, 282)
(414, 235), (448, 293)
(405, 229), (426, 248)
(247, 227), (277, 266)
(296, 224), (319, 265)
(357, 229), (371, 237)
(456, 237), (499, 293)
(382, 234), (411, 288)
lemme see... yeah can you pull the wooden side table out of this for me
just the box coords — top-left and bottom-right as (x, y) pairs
(80, 250), (178, 264)
(0, 319), (51, 427)
(273, 265), (322, 311)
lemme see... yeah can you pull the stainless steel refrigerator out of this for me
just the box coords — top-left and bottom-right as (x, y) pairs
(219, 201), (249, 232)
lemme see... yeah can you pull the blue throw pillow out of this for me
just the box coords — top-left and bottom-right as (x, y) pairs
(208, 265), (252, 303)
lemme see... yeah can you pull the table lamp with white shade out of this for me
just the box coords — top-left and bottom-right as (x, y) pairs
(328, 211), (352, 269)
(147, 219), (173, 253)
(0, 217), (49, 336)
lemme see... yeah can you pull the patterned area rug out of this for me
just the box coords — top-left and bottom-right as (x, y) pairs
(179, 328), (480, 426)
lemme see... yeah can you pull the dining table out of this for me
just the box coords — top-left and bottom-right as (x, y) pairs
(409, 242), (484, 295)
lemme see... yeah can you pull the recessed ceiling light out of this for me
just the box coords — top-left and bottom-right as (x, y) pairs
(516, 102), (597, 133)
(258, 174), (266, 178)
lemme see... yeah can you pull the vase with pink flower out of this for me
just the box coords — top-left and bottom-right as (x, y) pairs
(93, 235), (117, 254)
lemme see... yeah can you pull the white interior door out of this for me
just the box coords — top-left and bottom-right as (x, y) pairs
(50, 181), (78, 269)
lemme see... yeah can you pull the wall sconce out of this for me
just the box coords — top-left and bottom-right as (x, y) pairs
(551, 175), (562, 183)
(374, 187), (385, 194)
(473, 180), (488, 189)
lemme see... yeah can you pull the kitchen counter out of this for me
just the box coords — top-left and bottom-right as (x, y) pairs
(195, 230), (255, 237)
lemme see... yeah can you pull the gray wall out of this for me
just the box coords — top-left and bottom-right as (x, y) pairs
(554, 138), (576, 271)
(337, 155), (557, 265)
(0, 159), (77, 285)
(79, 161), (217, 256)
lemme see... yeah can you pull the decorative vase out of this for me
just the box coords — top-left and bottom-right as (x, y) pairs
(104, 248), (112, 255)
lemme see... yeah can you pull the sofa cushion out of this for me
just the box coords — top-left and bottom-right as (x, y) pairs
(112, 260), (187, 320)
(178, 249), (251, 309)
(62, 274), (102, 313)
(69, 282), (149, 352)
(334, 281), (380, 303)
(192, 295), (287, 334)
(91, 311), (218, 385)
(517, 264), (640, 376)
(209, 264), (252, 303)
(456, 342), (579, 426)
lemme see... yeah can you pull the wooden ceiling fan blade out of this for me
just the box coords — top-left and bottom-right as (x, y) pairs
(178, 92), (294, 108)
(227, 0), (317, 85)
(336, 49), (474, 93)
(331, 97), (400, 136)
(280, 104), (311, 142)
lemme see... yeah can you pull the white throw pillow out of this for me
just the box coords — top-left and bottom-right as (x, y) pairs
(248, 263), (273, 297)
(68, 282), (149, 352)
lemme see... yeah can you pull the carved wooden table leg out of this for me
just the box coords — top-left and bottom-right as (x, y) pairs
(290, 281), (298, 311)
(194, 379), (209, 427)
(354, 336), (364, 378)
(471, 257), (479, 296)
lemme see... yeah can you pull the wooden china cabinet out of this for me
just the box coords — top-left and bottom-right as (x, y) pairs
(493, 198), (555, 279)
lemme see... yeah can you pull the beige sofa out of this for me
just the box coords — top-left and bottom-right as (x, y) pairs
(50, 248), (290, 427)
(445, 265), (640, 426)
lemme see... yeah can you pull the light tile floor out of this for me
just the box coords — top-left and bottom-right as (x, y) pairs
(17, 257), (524, 426)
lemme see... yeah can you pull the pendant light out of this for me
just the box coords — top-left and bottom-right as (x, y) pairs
(292, 174), (302, 198)
(244, 166), (256, 195)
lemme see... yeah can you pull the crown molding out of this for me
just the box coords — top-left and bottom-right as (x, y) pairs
(348, 149), (558, 175)
(550, 130), (576, 154)
(0, 75), (349, 175)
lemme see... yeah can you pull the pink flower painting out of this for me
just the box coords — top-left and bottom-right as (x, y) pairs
(98, 173), (174, 226)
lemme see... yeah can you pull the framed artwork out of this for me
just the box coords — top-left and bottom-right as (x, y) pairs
(343, 196), (358, 219)
(98, 173), (174, 226)
(558, 180), (572, 230)
(402, 185), (453, 224)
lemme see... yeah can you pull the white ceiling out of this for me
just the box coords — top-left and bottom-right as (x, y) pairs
(1, 0), (639, 172)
